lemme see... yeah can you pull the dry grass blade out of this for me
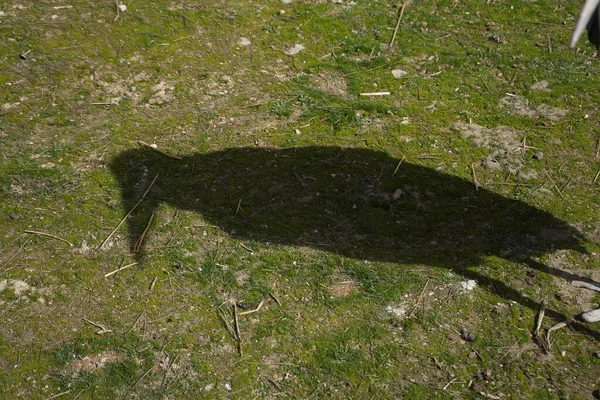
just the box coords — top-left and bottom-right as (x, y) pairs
(546, 319), (572, 351)
(233, 303), (243, 356)
(123, 364), (156, 399)
(138, 140), (182, 159)
(268, 292), (282, 306)
(134, 211), (155, 253)
(471, 162), (479, 190)
(388, 2), (408, 50)
(239, 299), (266, 316)
(105, 262), (138, 278)
(408, 279), (429, 318)
(23, 230), (73, 246)
(533, 301), (550, 353)
(217, 307), (237, 340)
(82, 318), (113, 335)
(393, 156), (405, 176)
(97, 174), (159, 251)
(1, 233), (33, 268)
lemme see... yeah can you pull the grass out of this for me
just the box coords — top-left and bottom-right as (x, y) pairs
(1, 0), (600, 398)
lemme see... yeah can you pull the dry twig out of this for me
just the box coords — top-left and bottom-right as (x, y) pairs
(533, 301), (550, 353)
(233, 304), (243, 356)
(393, 156), (405, 176)
(268, 292), (282, 306)
(1, 233), (32, 268)
(471, 162), (479, 190)
(23, 230), (73, 246)
(138, 140), (182, 160)
(134, 211), (155, 253)
(45, 390), (72, 400)
(105, 262), (138, 278)
(408, 279), (429, 318)
(546, 319), (572, 351)
(239, 300), (266, 316)
(149, 276), (158, 291)
(124, 365), (156, 398)
(113, 0), (120, 22)
(97, 174), (158, 250)
(359, 92), (391, 96)
(388, 2), (409, 50)
(82, 318), (112, 335)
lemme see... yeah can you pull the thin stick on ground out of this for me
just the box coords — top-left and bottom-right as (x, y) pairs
(533, 301), (550, 353)
(546, 319), (572, 351)
(128, 309), (146, 333)
(534, 301), (546, 338)
(134, 211), (155, 253)
(105, 262), (138, 278)
(388, 2), (408, 50)
(442, 377), (459, 390)
(544, 171), (565, 199)
(471, 162), (479, 190)
(161, 353), (179, 387)
(1, 233), (33, 268)
(593, 169), (599, 183)
(97, 174), (158, 251)
(393, 156), (405, 176)
(113, 0), (120, 22)
(217, 307), (237, 339)
(239, 299), (266, 316)
(138, 140), (182, 160)
(268, 292), (282, 306)
(240, 243), (255, 253)
(359, 92), (391, 96)
(82, 318), (112, 335)
(408, 279), (429, 318)
(509, 67), (519, 86)
(149, 276), (158, 291)
(44, 390), (72, 400)
(124, 364), (156, 399)
(233, 303), (243, 356)
(23, 230), (73, 247)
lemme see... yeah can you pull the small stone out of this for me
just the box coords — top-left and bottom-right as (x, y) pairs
(118, 4), (127, 12)
(391, 69), (408, 78)
(460, 280), (477, 291)
(532, 151), (543, 160)
(461, 328), (476, 342)
(238, 37), (251, 46)
(531, 80), (549, 91)
(284, 44), (304, 55)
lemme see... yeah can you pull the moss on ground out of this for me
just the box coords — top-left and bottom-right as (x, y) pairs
(1, 0), (600, 398)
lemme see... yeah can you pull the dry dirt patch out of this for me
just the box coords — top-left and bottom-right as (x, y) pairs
(310, 71), (348, 97)
(67, 351), (127, 374)
(499, 95), (567, 121)
(454, 122), (536, 178)
(547, 251), (600, 314)
(330, 280), (357, 297)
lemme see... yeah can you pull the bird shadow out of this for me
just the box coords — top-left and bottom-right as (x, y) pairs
(108, 145), (599, 339)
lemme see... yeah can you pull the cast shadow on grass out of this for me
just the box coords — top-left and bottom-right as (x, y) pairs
(109, 145), (598, 337)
